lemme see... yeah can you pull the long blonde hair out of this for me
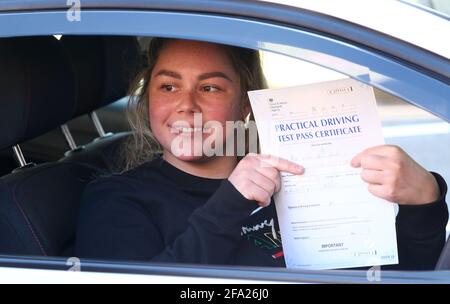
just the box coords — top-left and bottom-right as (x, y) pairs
(121, 38), (267, 171)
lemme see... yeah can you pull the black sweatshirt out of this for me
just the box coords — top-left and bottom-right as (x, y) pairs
(75, 157), (449, 270)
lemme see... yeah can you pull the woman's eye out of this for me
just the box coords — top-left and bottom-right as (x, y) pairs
(161, 84), (176, 92)
(202, 85), (219, 92)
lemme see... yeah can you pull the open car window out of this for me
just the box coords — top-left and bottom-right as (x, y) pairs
(0, 0), (449, 284)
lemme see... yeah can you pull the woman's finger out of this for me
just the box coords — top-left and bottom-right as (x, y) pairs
(247, 180), (272, 207)
(251, 170), (277, 196)
(351, 145), (405, 168)
(358, 154), (389, 171)
(360, 169), (385, 185)
(257, 154), (304, 175)
(367, 184), (398, 203)
(255, 166), (281, 192)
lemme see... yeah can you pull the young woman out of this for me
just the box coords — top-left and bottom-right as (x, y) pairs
(75, 38), (448, 270)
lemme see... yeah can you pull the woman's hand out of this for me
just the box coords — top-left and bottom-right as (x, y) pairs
(228, 153), (304, 207)
(351, 145), (439, 205)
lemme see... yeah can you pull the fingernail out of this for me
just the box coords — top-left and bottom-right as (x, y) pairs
(296, 165), (305, 174)
(350, 160), (359, 168)
(258, 201), (269, 208)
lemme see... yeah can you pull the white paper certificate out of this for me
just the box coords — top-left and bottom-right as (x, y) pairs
(248, 78), (398, 270)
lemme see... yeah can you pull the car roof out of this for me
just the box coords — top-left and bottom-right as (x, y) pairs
(1, 0), (448, 60)
(262, 0), (450, 59)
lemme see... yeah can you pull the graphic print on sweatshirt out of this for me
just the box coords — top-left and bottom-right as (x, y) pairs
(240, 207), (284, 261)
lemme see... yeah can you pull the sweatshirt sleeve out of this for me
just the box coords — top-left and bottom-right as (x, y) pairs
(385, 172), (449, 270)
(75, 178), (257, 264)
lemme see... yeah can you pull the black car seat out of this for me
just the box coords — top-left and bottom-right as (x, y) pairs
(0, 148), (16, 176)
(60, 36), (144, 173)
(0, 36), (102, 257)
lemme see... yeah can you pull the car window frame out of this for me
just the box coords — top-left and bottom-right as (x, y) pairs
(0, 255), (449, 283)
(0, 3), (449, 282)
(0, 7), (448, 122)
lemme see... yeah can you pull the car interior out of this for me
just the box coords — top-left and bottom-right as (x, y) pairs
(0, 35), (143, 257)
(0, 34), (449, 271)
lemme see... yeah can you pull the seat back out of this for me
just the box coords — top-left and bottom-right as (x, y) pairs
(59, 35), (143, 173)
(0, 36), (102, 256)
(61, 35), (142, 116)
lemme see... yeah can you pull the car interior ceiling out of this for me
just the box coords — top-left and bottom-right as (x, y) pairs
(0, 35), (144, 257)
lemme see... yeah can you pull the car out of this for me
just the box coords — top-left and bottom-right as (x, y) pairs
(0, 0), (449, 284)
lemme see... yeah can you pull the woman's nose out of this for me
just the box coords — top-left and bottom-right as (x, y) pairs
(176, 90), (201, 114)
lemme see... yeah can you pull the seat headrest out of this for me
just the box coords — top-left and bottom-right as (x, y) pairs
(61, 36), (143, 117)
(0, 36), (76, 150)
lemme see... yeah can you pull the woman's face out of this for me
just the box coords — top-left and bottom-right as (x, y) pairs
(148, 39), (244, 162)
